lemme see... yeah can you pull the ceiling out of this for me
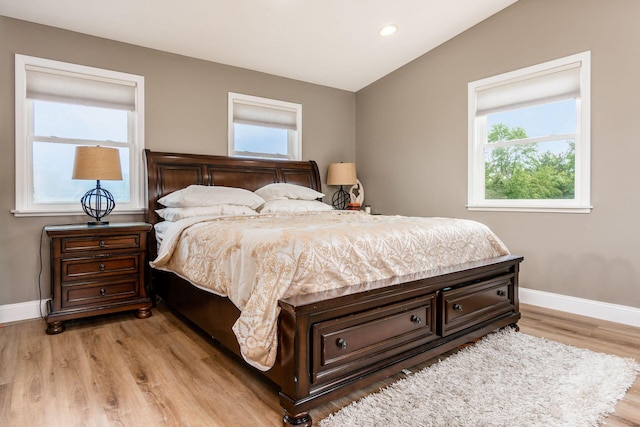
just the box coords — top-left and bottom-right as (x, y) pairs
(0, 0), (518, 92)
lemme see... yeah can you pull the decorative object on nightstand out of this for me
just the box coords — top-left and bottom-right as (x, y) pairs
(327, 162), (357, 210)
(72, 145), (122, 226)
(349, 178), (365, 208)
(44, 222), (152, 334)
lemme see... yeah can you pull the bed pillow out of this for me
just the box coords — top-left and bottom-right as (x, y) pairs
(158, 185), (265, 209)
(254, 183), (324, 202)
(258, 199), (334, 214)
(156, 205), (257, 221)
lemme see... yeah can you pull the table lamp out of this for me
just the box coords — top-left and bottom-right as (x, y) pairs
(326, 162), (357, 210)
(72, 146), (123, 225)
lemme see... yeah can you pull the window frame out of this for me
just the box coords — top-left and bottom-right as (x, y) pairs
(467, 51), (591, 213)
(228, 92), (302, 161)
(13, 54), (145, 217)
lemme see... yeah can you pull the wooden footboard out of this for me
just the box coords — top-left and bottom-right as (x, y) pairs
(275, 254), (522, 425)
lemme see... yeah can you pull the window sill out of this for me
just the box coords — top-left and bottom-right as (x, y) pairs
(466, 205), (593, 214)
(11, 208), (146, 218)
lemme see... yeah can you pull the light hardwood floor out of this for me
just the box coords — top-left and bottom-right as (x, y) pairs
(1, 303), (638, 426)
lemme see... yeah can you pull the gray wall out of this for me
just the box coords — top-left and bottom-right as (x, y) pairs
(356, 0), (640, 308)
(0, 16), (355, 305)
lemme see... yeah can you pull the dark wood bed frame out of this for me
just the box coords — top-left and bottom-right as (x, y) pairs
(144, 149), (523, 426)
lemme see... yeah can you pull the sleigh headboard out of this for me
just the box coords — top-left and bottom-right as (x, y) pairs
(144, 149), (321, 227)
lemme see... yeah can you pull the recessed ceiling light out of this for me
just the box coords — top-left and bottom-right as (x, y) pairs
(379, 24), (398, 37)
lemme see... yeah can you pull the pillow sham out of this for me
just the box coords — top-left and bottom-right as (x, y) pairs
(158, 185), (265, 209)
(156, 205), (257, 222)
(254, 183), (324, 202)
(258, 199), (334, 214)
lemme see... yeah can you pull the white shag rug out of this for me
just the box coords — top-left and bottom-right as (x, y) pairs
(319, 329), (639, 427)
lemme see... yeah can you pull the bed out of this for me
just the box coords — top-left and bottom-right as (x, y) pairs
(144, 149), (523, 426)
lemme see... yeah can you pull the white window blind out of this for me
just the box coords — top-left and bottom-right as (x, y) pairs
(474, 62), (582, 117)
(25, 66), (137, 111)
(233, 100), (298, 130)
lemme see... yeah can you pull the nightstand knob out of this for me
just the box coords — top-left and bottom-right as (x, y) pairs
(410, 315), (422, 324)
(100, 288), (106, 296)
(497, 290), (506, 297)
(336, 338), (348, 349)
(99, 263), (105, 271)
(453, 304), (463, 312)
(99, 240), (106, 248)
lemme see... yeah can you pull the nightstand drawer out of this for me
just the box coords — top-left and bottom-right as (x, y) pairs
(62, 279), (138, 307)
(62, 255), (139, 281)
(61, 235), (141, 253)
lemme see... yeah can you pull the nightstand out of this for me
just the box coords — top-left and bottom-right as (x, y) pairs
(45, 222), (153, 334)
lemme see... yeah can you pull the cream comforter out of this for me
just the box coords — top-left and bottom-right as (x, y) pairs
(151, 211), (509, 370)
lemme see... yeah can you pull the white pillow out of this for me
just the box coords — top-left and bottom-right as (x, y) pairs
(254, 183), (324, 202)
(158, 185), (265, 209)
(156, 205), (257, 221)
(258, 199), (334, 214)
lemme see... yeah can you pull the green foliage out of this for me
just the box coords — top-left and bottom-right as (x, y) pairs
(488, 123), (528, 142)
(484, 124), (575, 200)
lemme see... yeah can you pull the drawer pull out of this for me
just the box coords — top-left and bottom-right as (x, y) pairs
(99, 264), (106, 271)
(410, 315), (422, 324)
(453, 304), (463, 312)
(99, 240), (106, 248)
(336, 338), (348, 350)
(100, 288), (106, 296)
(497, 290), (506, 297)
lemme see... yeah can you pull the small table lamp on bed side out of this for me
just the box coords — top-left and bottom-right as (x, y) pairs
(72, 145), (123, 226)
(327, 162), (357, 210)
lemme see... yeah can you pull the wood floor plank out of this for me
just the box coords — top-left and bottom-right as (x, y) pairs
(0, 303), (638, 426)
(50, 328), (103, 426)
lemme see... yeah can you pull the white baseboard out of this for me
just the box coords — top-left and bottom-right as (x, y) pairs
(520, 287), (640, 328)
(0, 299), (49, 324)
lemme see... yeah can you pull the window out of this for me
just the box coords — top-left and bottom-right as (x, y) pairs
(14, 54), (145, 216)
(228, 92), (301, 160)
(467, 51), (591, 213)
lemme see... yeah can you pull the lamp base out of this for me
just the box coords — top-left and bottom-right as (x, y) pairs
(80, 180), (116, 225)
(331, 186), (350, 210)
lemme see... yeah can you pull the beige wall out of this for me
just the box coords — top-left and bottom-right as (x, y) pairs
(0, 17), (355, 305)
(356, 0), (640, 308)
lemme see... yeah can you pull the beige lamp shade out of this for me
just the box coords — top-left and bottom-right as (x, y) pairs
(326, 162), (357, 186)
(72, 146), (123, 181)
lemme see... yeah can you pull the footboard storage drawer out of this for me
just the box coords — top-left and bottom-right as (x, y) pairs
(312, 294), (437, 384)
(440, 276), (515, 336)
